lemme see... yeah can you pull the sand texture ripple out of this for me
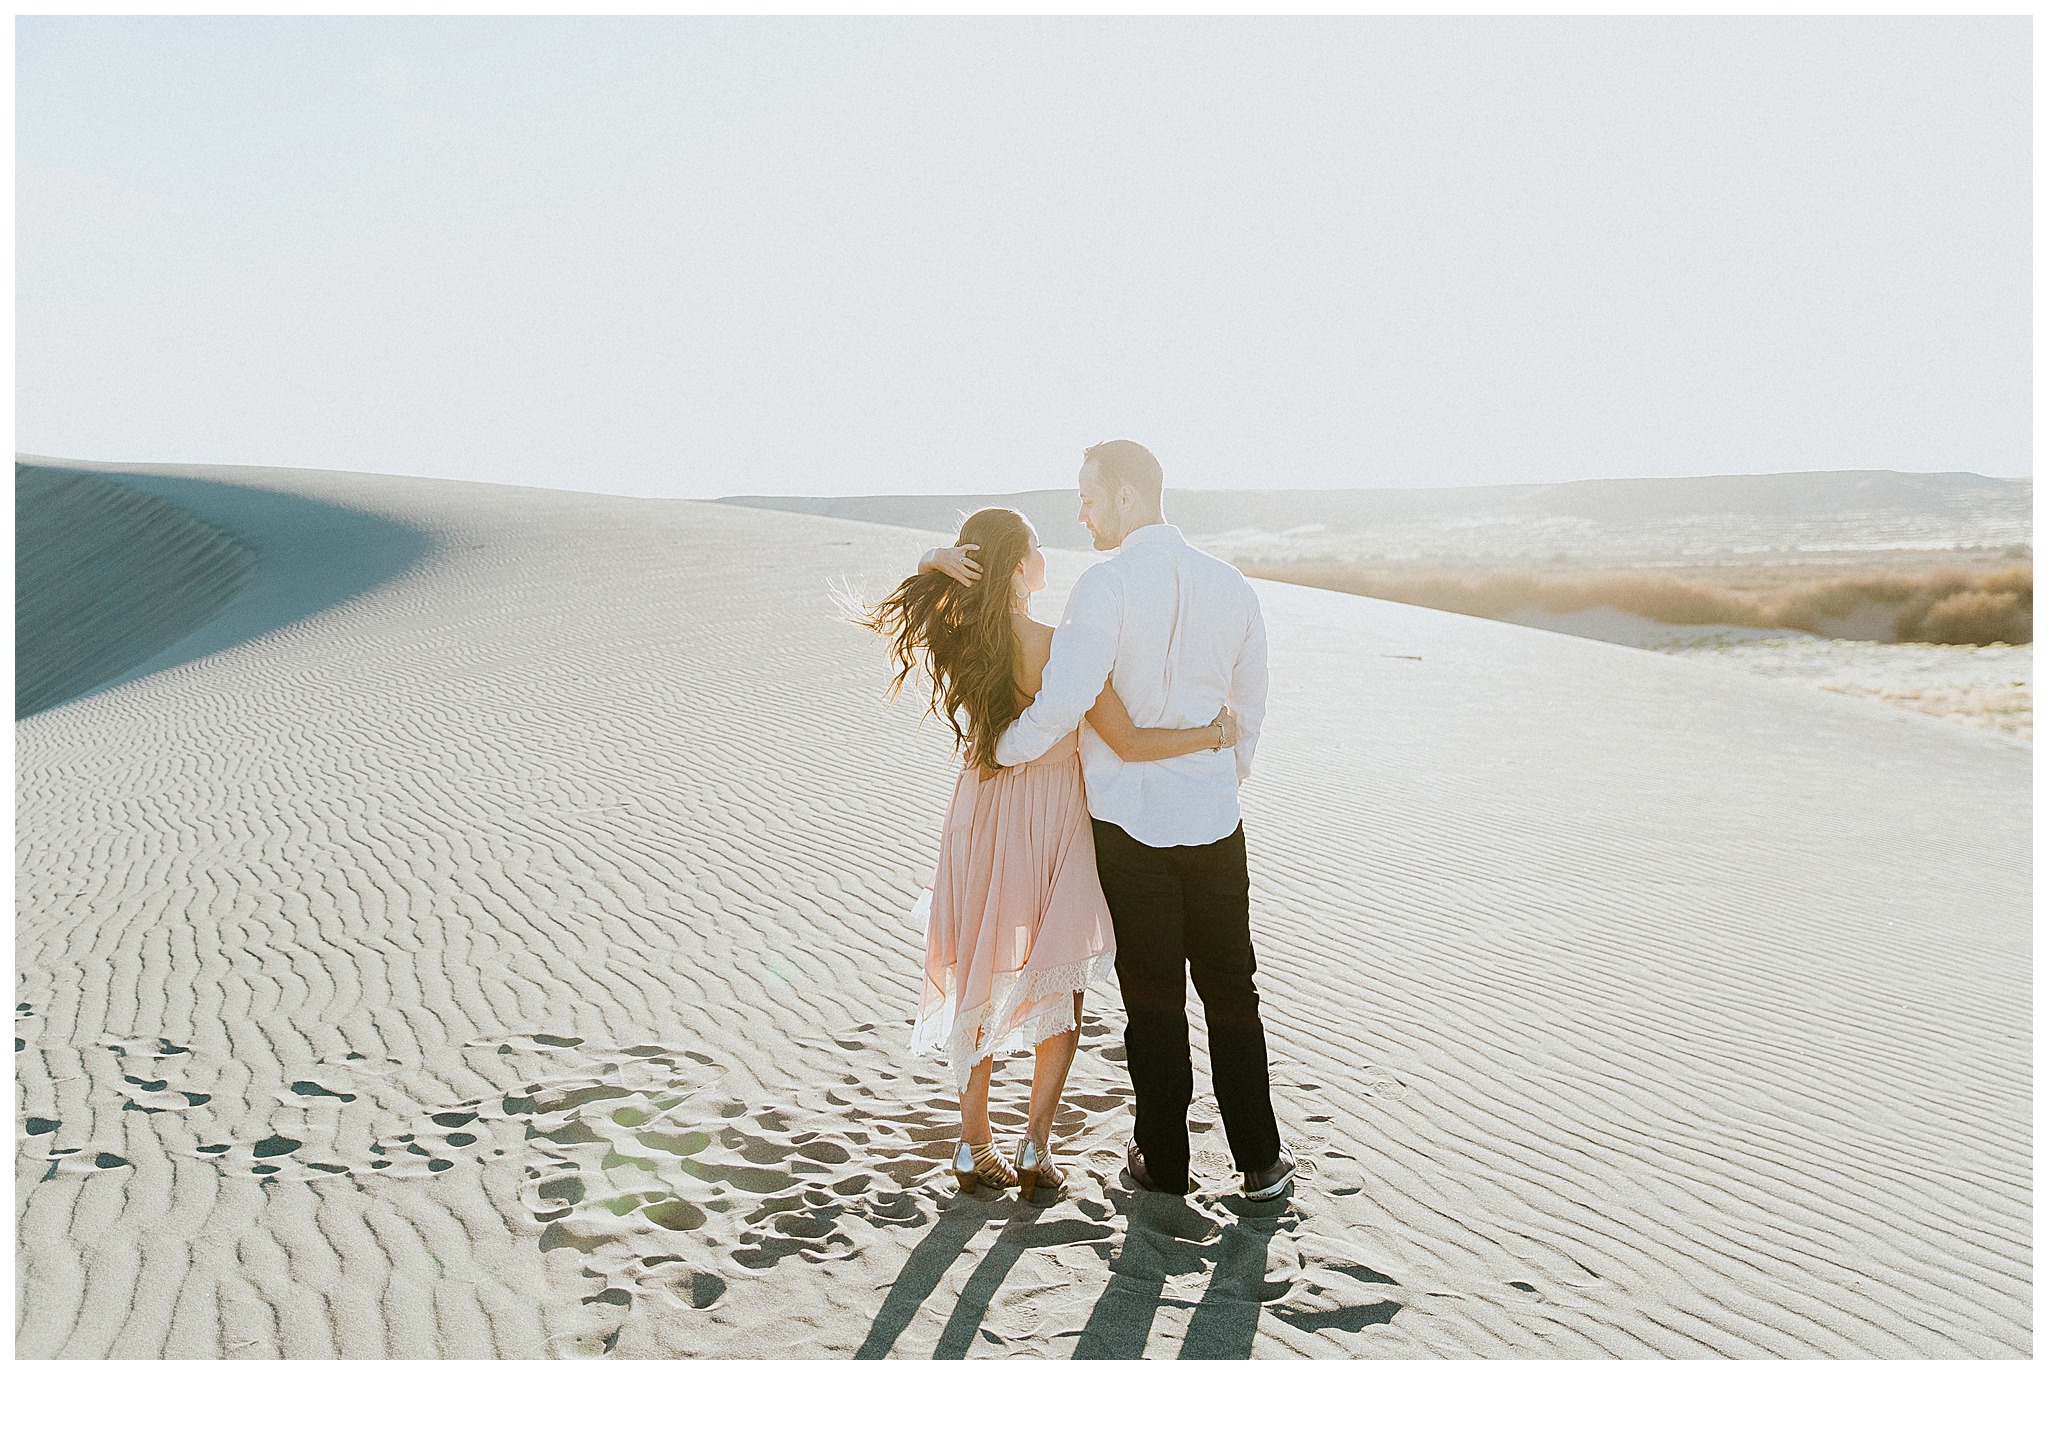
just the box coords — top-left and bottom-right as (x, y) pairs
(14, 459), (2030, 1358)
(14, 466), (255, 718)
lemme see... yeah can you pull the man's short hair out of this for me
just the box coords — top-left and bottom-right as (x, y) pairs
(1083, 439), (1164, 511)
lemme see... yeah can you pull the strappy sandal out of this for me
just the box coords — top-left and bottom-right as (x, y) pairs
(1013, 1136), (1065, 1203)
(952, 1139), (1017, 1193)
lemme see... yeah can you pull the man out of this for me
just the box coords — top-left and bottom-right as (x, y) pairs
(994, 440), (1293, 1200)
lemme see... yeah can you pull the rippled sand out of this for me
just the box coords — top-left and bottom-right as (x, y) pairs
(15, 457), (2031, 1358)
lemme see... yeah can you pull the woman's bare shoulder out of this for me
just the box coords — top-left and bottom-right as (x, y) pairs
(1011, 616), (1054, 698)
(1014, 615), (1055, 651)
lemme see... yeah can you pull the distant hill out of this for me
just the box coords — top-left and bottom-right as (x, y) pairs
(717, 471), (2030, 565)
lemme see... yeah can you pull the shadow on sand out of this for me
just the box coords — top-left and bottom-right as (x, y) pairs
(856, 1179), (1306, 1360)
(1072, 1191), (1297, 1360)
(16, 459), (436, 716)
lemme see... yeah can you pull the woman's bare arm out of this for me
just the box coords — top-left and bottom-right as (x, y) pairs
(1086, 682), (1234, 762)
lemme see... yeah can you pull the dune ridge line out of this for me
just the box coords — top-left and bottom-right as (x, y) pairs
(14, 466), (256, 717)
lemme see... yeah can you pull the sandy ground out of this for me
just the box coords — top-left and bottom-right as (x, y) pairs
(1490, 610), (2032, 740)
(14, 458), (2031, 1358)
(1646, 637), (2031, 742)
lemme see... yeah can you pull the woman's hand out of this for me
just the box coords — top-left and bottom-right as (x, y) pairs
(1210, 706), (1238, 750)
(918, 544), (982, 585)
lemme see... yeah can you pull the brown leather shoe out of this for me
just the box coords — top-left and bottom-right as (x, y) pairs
(1241, 1147), (1296, 1201)
(1126, 1141), (1190, 1195)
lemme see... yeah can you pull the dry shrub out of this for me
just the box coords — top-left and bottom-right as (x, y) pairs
(1775, 564), (2032, 643)
(1910, 588), (2031, 646)
(1248, 562), (2032, 645)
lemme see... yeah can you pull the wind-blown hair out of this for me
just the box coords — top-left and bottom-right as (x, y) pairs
(848, 507), (1035, 773)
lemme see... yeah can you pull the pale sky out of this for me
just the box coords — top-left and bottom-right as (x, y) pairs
(15, 15), (2033, 497)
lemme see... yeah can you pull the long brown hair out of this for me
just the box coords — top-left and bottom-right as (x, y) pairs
(849, 507), (1034, 773)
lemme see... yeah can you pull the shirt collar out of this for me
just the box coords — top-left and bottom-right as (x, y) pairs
(1118, 522), (1184, 552)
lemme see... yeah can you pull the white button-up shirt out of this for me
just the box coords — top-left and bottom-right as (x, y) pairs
(994, 523), (1268, 848)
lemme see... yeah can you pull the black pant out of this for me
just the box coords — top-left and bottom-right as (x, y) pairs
(1091, 818), (1281, 1190)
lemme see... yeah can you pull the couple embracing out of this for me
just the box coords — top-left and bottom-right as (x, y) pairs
(856, 440), (1294, 1206)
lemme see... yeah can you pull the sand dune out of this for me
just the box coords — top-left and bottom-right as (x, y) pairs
(14, 467), (256, 718)
(14, 457), (2030, 1358)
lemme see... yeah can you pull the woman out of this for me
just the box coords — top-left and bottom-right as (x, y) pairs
(851, 507), (1236, 1202)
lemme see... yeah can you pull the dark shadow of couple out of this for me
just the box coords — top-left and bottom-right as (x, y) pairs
(854, 1180), (1298, 1360)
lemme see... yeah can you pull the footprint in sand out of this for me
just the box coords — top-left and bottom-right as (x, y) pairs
(99, 1036), (214, 1114)
(150, 1043), (534, 1182)
(31, 1142), (132, 1181)
(503, 1029), (1006, 1351)
(352, 1097), (525, 1182)
(491, 1024), (1408, 1356)
(280, 1079), (358, 1105)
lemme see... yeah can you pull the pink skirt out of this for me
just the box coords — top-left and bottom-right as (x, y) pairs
(908, 729), (1116, 1091)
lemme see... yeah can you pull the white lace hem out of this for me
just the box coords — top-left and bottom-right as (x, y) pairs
(909, 945), (1118, 1095)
